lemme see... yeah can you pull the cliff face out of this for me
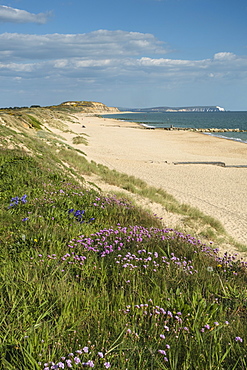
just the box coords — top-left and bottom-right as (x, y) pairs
(60, 101), (119, 113)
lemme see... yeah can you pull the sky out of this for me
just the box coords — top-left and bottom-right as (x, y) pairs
(0, 0), (247, 110)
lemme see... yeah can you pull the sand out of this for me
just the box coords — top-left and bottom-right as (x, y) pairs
(49, 113), (247, 247)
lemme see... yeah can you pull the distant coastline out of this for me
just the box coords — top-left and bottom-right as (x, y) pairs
(118, 105), (226, 113)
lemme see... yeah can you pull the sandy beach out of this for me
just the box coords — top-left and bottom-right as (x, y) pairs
(51, 113), (247, 246)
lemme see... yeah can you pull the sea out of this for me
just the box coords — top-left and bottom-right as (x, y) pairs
(102, 111), (247, 144)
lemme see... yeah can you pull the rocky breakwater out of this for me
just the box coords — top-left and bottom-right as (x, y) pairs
(163, 126), (247, 133)
(202, 128), (246, 133)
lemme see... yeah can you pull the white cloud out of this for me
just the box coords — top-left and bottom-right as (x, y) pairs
(213, 52), (236, 61)
(0, 30), (246, 84)
(0, 31), (246, 84)
(0, 61), (35, 72)
(0, 5), (51, 24)
(0, 30), (246, 107)
(0, 31), (168, 61)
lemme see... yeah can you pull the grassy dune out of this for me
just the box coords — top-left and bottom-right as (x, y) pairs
(1, 107), (247, 369)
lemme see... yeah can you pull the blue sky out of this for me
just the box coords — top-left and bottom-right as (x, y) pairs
(0, 0), (246, 110)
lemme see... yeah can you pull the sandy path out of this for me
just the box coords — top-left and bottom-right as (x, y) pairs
(56, 113), (247, 246)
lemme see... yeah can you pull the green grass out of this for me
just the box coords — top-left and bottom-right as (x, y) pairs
(1, 109), (247, 369)
(0, 153), (247, 370)
(27, 115), (43, 130)
(72, 135), (88, 146)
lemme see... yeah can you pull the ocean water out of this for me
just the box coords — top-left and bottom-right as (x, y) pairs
(102, 111), (247, 144)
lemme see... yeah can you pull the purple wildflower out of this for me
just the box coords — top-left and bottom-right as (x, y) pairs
(235, 337), (243, 342)
(66, 360), (72, 368)
(86, 360), (94, 367)
(74, 357), (81, 364)
(158, 350), (167, 355)
(21, 194), (28, 203)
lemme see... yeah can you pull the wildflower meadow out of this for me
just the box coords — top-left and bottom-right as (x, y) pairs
(1, 146), (247, 369)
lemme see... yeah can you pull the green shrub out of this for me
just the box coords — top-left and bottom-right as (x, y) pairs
(27, 115), (42, 130)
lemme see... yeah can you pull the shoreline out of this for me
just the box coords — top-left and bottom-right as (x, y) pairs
(49, 112), (247, 246)
(102, 112), (247, 144)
